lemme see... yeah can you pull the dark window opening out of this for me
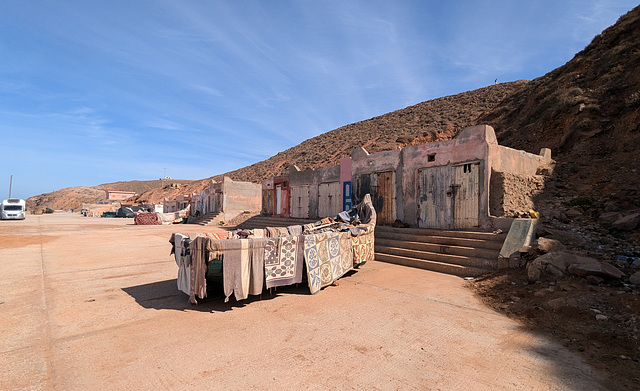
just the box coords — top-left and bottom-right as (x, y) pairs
(427, 154), (436, 162)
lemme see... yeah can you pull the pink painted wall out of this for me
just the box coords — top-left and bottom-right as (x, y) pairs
(400, 125), (495, 226)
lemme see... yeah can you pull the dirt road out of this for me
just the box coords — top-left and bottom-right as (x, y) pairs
(1, 213), (606, 390)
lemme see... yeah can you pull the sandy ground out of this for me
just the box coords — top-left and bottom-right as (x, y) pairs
(1, 213), (607, 390)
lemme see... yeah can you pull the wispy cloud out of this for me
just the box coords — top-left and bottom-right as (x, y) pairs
(0, 0), (637, 199)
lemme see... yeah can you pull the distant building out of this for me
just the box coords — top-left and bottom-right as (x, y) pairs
(105, 190), (136, 201)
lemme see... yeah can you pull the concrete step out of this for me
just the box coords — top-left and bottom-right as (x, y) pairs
(375, 231), (503, 251)
(189, 212), (221, 226)
(375, 245), (498, 270)
(375, 225), (505, 242)
(373, 226), (504, 277)
(375, 253), (492, 277)
(375, 238), (499, 260)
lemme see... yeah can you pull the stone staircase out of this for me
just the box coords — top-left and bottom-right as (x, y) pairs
(374, 226), (506, 277)
(234, 216), (506, 278)
(188, 212), (222, 226)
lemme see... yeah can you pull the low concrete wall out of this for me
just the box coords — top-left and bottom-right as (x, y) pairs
(221, 177), (261, 214)
(491, 146), (552, 176)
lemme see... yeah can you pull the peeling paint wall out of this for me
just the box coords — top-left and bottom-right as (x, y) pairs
(348, 125), (551, 228)
(351, 147), (402, 222)
(289, 164), (341, 219)
(218, 176), (261, 221)
(401, 125), (493, 227)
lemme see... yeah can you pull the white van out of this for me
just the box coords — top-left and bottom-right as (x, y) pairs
(1, 199), (26, 220)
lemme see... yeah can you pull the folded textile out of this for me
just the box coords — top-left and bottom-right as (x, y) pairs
(302, 223), (316, 234)
(251, 228), (265, 238)
(266, 227), (279, 238)
(287, 225), (302, 235)
(205, 231), (230, 240)
(220, 238), (250, 302)
(264, 235), (304, 289)
(276, 227), (290, 237)
(172, 233), (191, 295)
(190, 236), (218, 303)
(249, 238), (266, 295)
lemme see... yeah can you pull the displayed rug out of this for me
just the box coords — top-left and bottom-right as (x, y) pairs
(339, 231), (353, 276)
(264, 235), (304, 289)
(351, 228), (375, 267)
(326, 232), (343, 281)
(220, 238), (250, 302)
(303, 232), (339, 294)
(249, 238), (266, 295)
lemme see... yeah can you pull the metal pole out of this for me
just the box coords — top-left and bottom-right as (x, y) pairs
(8, 175), (12, 199)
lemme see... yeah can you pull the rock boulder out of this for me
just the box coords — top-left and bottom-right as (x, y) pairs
(612, 212), (640, 231)
(567, 257), (624, 279)
(527, 251), (624, 282)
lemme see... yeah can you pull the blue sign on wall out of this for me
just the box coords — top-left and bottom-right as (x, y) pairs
(343, 181), (352, 211)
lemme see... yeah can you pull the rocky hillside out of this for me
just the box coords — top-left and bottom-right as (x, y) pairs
(27, 82), (525, 210)
(477, 6), (640, 256)
(27, 6), (640, 253)
(220, 81), (527, 182)
(26, 179), (204, 211)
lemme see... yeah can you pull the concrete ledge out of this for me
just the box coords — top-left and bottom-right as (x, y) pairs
(498, 218), (538, 268)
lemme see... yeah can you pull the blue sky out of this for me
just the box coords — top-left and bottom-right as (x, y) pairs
(0, 1), (636, 200)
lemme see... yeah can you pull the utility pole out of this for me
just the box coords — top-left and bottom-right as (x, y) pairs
(8, 175), (12, 199)
(162, 168), (167, 187)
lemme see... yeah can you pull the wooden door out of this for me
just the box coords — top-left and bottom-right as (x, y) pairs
(417, 166), (452, 229)
(417, 163), (479, 229)
(290, 185), (310, 218)
(453, 163), (479, 228)
(375, 171), (394, 225)
(318, 181), (341, 218)
(262, 189), (274, 215)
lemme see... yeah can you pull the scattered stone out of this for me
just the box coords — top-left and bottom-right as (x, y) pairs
(526, 252), (575, 282)
(531, 237), (566, 254)
(568, 257), (624, 280)
(598, 211), (622, 224)
(565, 207), (584, 219)
(546, 298), (567, 310)
(591, 308), (602, 314)
(612, 212), (640, 231)
(630, 271), (640, 286)
(596, 314), (608, 321)
(633, 259), (640, 269)
(534, 289), (549, 297)
(586, 275), (604, 285)
(510, 296), (521, 302)
(604, 202), (619, 212)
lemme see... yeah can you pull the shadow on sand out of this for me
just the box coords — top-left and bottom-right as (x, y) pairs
(122, 278), (313, 312)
